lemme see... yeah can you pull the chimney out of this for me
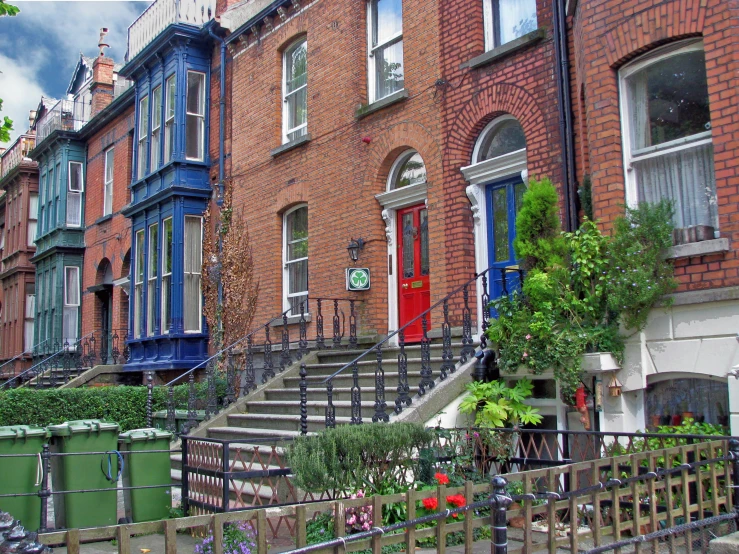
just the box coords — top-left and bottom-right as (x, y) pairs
(90, 27), (115, 117)
(28, 110), (37, 134)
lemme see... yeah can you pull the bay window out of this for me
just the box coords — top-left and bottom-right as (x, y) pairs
(161, 217), (172, 334)
(368, 0), (404, 102)
(103, 148), (114, 216)
(620, 41), (718, 236)
(63, 266), (79, 343)
(185, 72), (205, 161)
(283, 39), (308, 143)
(66, 162), (83, 227)
(147, 223), (159, 336)
(183, 216), (202, 332)
(137, 95), (149, 179)
(27, 193), (38, 247)
(151, 86), (162, 171)
(283, 205), (308, 315)
(164, 75), (176, 164)
(483, 0), (538, 51)
(134, 229), (144, 337)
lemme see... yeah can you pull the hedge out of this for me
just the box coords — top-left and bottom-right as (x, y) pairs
(0, 379), (227, 432)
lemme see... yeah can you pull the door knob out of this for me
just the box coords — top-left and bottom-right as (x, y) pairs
(402, 283), (409, 289)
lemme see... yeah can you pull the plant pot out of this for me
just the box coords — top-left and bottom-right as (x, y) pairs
(671, 414), (683, 426)
(650, 415), (662, 428)
(718, 415), (730, 427)
(681, 412), (694, 421)
(507, 502), (526, 528)
(694, 225), (715, 242)
(694, 414), (705, 423)
(660, 415), (672, 426)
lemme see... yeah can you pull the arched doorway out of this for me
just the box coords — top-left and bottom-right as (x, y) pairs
(93, 258), (114, 362)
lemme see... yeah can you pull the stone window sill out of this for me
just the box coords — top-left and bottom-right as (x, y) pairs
(355, 89), (409, 119)
(269, 314), (313, 327)
(94, 214), (113, 225)
(270, 134), (312, 158)
(666, 238), (729, 259)
(465, 28), (546, 70)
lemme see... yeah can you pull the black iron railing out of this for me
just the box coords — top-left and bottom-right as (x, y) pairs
(150, 298), (360, 436)
(297, 268), (525, 430)
(0, 338), (51, 381)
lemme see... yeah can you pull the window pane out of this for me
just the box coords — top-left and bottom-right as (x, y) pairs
(286, 87), (308, 135)
(628, 50), (711, 150)
(634, 141), (718, 229)
(136, 230), (145, 283)
(401, 212), (415, 278)
(149, 224), (159, 278)
(27, 221), (36, 247)
(286, 207), (308, 244)
(69, 162), (83, 191)
(497, 0), (537, 45)
(163, 218), (173, 274)
(152, 86), (162, 129)
(162, 275), (171, 333)
(139, 96), (149, 137)
(65, 267), (79, 305)
(186, 114), (203, 159)
(394, 152), (426, 188)
(166, 76), (176, 119)
(375, 40), (404, 100)
(187, 72), (205, 116)
(372, 0), (402, 46)
(287, 259), (308, 295)
(420, 209), (429, 276)
(29, 193), (39, 218)
(184, 217), (202, 332)
(184, 217), (202, 272)
(66, 192), (81, 226)
(478, 120), (526, 162)
(105, 149), (114, 183)
(492, 187), (509, 262)
(286, 42), (307, 93)
(63, 306), (78, 343)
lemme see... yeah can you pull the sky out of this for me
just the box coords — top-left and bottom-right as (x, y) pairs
(0, 0), (150, 145)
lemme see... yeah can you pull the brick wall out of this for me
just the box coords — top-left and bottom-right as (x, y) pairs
(573, 0), (739, 292)
(81, 103), (135, 341)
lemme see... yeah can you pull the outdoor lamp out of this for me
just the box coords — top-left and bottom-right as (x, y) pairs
(347, 238), (365, 262)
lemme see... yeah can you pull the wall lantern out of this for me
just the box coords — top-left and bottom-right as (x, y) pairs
(347, 238), (365, 263)
(608, 374), (623, 397)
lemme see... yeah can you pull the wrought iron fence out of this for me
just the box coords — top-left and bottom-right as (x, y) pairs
(151, 298), (360, 437)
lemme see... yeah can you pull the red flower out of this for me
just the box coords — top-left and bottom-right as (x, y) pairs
(422, 497), (438, 511)
(446, 494), (466, 508)
(452, 514), (458, 519)
(434, 472), (450, 485)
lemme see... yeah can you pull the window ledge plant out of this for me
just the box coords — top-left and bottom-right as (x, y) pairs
(487, 177), (677, 404)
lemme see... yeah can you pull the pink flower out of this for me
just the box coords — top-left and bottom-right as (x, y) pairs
(356, 490), (365, 498)
(346, 515), (356, 526)
(522, 352), (528, 358)
(526, 334), (532, 340)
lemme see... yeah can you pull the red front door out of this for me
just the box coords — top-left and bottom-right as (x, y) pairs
(397, 204), (430, 342)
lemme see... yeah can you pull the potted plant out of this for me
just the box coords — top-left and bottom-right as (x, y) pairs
(680, 400), (693, 421)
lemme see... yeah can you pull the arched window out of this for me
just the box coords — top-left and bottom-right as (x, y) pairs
(474, 117), (526, 164)
(283, 205), (308, 314)
(388, 150), (426, 190)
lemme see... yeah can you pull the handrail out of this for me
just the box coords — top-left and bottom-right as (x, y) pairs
(315, 267), (501, 386)
(0, 338), (51, 376)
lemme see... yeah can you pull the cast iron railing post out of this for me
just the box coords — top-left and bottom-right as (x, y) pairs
(316, 299), (325, 349)
(263, 325), (274, 383)
(325, 379), (336, 428)
(225, 351), (236, 406)
(460, 283), (475, 362)
(299, 363), (308, 435)
(222, 442), (230, 513)
(187, 373), (198, 434)
(112, 330), (120, 364)
(181, 437), (190, 517)
(395, 329), (411, 414)
(418, 315), (434, 395)
(206, 359), (218, 419)
(298, 301), (308, 359)
(146, 371), (153, 427)
(440, 300), (454, 379)
(280, 312), (291, 371)
(730, 439), (739, 512)
(491, 476), (511, 554)
(38, 443), (51, 533)
(480, 272), (490, 349)
(350, 361), (362, 424)
(166, 386), (176, 434)
(373, 345), (388, 422)
(349, 300), (358, 349)
(244, 335), (256, 393)
(332, 300), (341, 348)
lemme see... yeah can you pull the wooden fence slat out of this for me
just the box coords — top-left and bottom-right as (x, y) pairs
(610, 455), (621, 554)
(212, 514), (224, 554)
(65, 528), (80, 554)
(646, 452), (658, 554)
(680, 447), (693, 554)
(524, 475), (534, 554)
(334, 500), (346, 554)
(405, 488), (416, 553)
(709, 442), (720, 517)
(591, 461), (602, 548)
(257, 510), (268, 554)
(464, 481), (474, 553)
(547, 468), (556, 554)
(163, 519), (177, 554)
(569, 465), (579, 554)
(664, 450), (675, 553)
(116, 525), (130, 554)
(372, 495), (383, 554)
(296, 504), (307, 549)
(629, 453), (641, 554)
(436, 483), (446, 554)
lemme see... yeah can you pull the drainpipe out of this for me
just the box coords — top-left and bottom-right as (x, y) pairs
(552, 0), (578, 232)
(209, 27), (227, 346)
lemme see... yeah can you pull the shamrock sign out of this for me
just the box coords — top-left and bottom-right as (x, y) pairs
(346, 268), (371, 291)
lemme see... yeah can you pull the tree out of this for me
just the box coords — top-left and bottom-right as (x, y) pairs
(0, 0), (19, 143)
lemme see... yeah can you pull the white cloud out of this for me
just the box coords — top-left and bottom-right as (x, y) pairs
(0, 53), (48, 142)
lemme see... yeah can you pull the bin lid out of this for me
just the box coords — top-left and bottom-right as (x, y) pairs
(119, 428), (173, 443)
(0, 425), (49, 440)
(48, 420), (120, 437)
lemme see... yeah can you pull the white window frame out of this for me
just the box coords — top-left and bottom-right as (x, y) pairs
(147, 222), (159, 337)
(183, 216), (203, 333)
(618, 40), (717, 227)
(164, 75), (176, 164)
(134, 229), (144, 338)
(63, 266), (80, 343)
(282, 38), (308, 144)
(103, 148), (114, 216)
(151, 85), (162, 172)
(66, 161), (83, 227)
(137, 95), (149, 179)
(161, 217), (172, 334)
(282, 204), (309, 315)
(367, 0), (404, 104)
(185, 71), (205, 162)
(483, 0), (538, 52)
(27, 192), (38, 247)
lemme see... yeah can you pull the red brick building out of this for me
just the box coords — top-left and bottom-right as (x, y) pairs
(571, 0), (739, 432)
(78, 55), (134, 364)
(0, 125), (39, 378)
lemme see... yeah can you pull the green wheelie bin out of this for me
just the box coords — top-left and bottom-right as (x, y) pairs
(0, 426), (49, 531)
(118, 428), (173, 523)
(47, 420), (120, 529)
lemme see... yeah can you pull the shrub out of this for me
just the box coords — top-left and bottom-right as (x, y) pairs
(287, 423), (433, 497)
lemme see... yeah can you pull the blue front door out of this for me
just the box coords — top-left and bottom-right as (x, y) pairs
(486, 176), (527, 300)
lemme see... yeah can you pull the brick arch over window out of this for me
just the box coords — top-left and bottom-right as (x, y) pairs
(360, 121), (442, 196)
(602, 1), (706, 68)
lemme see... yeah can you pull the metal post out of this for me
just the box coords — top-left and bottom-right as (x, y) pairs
(491, 476), (511, 554)
(39, 443), (51, 533)
(730, 439), (739, 512)
(222, 442), (230, 513)
(181, 437), (190, 517)
(299, 363), (308, 435)
(146, 371), (154, 427)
